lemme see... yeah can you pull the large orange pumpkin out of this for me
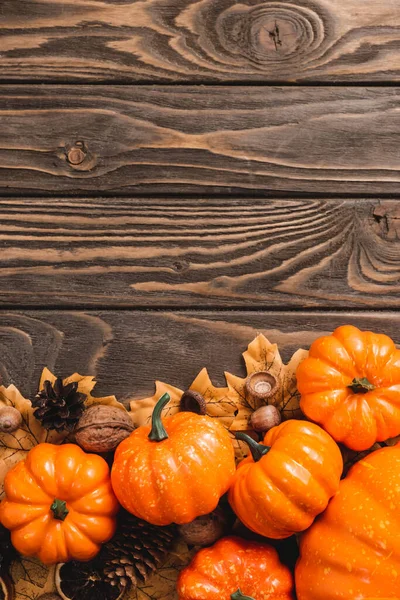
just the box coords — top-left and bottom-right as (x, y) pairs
(177, 536), (294, 600)
(0, 443), (119, 564)
(296, 443), (400, 599)
(297, 325), (400, 450)
(228, 420), (342, 539)
(111, 393), (236, 525)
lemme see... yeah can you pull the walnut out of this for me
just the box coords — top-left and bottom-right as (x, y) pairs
(75, 405), (134, 453)
(0, 406), (22, 433)
(177, 506), (235, 547)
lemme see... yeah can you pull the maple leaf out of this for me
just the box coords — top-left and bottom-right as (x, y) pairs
(129, 381), (184, 428)
(39, 367), (126, 411)
(10, 557), (55, 600)
(0, 385), (65, 499)
(225, 335), (308, 431)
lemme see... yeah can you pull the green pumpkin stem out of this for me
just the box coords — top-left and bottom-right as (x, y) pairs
(51, 499), (69, 521)
(235, 432), (271, 462)
(231, 590), (255, 600)
(348, 377), (376, 394)
(148, 393), (171, 442)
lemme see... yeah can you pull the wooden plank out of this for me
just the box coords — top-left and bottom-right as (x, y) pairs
(3, 86), (400, 194)
(1, 310), (400, 405)
(1, 0), (400, 83)
(0, 198), (398, 309)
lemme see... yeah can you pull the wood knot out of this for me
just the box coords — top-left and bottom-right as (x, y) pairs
(219, 2), (325, 69)
(65, 141), (95, 171)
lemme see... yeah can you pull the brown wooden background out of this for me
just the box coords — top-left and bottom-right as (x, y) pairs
(1, 0), (400, 409)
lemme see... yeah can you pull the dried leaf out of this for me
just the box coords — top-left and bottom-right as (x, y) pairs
(40, 368), (126, 412)
(11, 556), (55, 599)
(226, 335), (308, 431)
(189, 368), (238, 428)
(129, 381), (184, 428)
(0, 385), (65, 499)
(126, 539), (196, 600)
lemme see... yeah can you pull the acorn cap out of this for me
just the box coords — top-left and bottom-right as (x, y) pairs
(245, 372), (277, 405)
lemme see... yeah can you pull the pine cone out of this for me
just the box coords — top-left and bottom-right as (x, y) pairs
(32, 378), (86, 432)
(102, 510), (175, 591)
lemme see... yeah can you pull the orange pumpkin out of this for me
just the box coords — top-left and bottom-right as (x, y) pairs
(0, 443), (118, 565)
(296, 443), (400, 599)
(228, 420), (342, 539)
(177, 536), (294, 600)
(111, 393), (236, 525)
(297, 325), (400, 450)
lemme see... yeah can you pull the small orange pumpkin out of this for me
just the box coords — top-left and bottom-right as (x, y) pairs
(228, 420), (342, 539)
(296, 443), (400, 599)
(177, 536), (294, 600)
(0, 443), (119, 564)
(111, 393), (236, 525)
(297, 325), (400, 450)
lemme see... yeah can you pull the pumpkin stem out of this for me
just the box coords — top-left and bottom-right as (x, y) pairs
(348, 377), (376, 394)
(148, 393), (171, 442)
(231, 590), (255, 600)
(51, 498), (69, 521)
(235, 432), (271, 462)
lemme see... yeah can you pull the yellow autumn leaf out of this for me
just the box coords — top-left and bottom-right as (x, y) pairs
(189, 368), (238, 427)
(129, 381), (184, 428)
(11, 557), (55, 600)
(39, 368), (126, 412)
(0, 385), (66, 498)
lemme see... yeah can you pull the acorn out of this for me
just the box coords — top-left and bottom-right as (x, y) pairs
(180, 390), (207, 415)
(0, 406), (22, 433)
(74, 405), (134, 453)
(250, 405), (282, 433)
(245, 372), (277, 405)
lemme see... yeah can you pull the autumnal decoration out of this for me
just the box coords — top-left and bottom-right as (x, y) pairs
(250, 404), (281, 433)
(296, 443), (400, 600)
(0, 443), (119, 564)
(75, 405), (134, 453)
(297, 325), (400, 451)
(112, 393), (236, 526)
(32, 377), (87, 432)
(101, 508), (175, 592)
(229, 420), (343, 539)
(55, 560), (125, 600)
(177, 536), (294, 600)
(0, 407), (22, 434)
(177, 504), (236, 547)
(180, 390), (207, 415)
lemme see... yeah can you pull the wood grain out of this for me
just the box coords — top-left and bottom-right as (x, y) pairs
(0, 198), (399, 309)
(1, 0), (400, 83)
(3, 86), (400, 194)
(1, 310), (400, 405)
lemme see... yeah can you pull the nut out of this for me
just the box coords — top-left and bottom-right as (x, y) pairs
(75, 405), (134, 453)
(0, 406), (22, 433)
(250, 405), (282, 433)
(177, 506), (234, 547)
(180, 390), (207, 415)
(245, 372), (277, 405)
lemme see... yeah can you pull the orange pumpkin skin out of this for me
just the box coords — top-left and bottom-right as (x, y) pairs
(0, 443), (119, 565)
(111, 410), (236, 526)
(297, 325), (400, 451)
(177, 536), (294, 600)
(296, 444), (400, 600)
(228, 420), (342, 539)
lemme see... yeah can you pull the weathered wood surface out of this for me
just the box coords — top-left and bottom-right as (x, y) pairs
(3, 86), (400, 194)
(1, 0), (400, 83)
(0, 198), (398, 309)
(1, 311), (399, 405)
